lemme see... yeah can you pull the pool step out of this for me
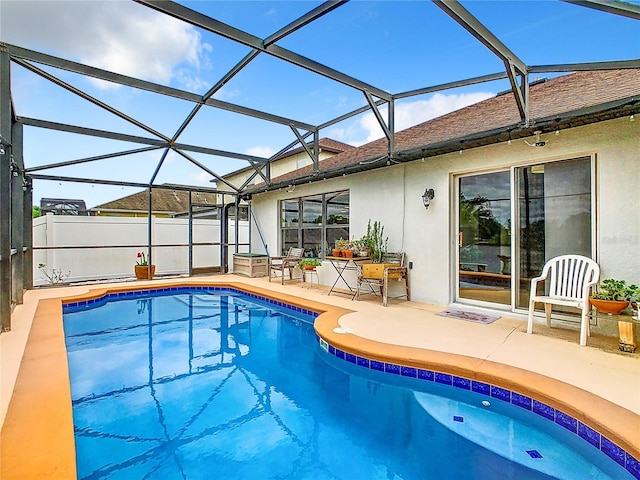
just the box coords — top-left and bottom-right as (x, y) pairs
(413, 391), (615, 480)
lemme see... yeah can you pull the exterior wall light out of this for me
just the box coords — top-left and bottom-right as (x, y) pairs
(422, 188), (435, 209)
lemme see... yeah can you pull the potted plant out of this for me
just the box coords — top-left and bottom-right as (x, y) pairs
(361, 220), (395, 279)
(589, 278), (632, 314)
(365, 219), (387, 263)
(629, 285), (640, 320)
(332, 238), (347, 257)
(135, 251), (156, 280)
(297, 258), (322, 270)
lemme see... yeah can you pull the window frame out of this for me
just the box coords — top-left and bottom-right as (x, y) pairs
(279, 190), (349, 258)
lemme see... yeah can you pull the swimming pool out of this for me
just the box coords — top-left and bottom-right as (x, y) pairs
(62, 286), (637, 479)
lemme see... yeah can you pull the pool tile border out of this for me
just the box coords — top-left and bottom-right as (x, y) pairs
(62, 286), (321, 319)
(318, 335), (640, 480)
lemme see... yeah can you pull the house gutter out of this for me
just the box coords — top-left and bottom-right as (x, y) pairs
(242, 96), (640, 199)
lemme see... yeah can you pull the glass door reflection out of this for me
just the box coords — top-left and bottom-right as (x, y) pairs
(458, 171), (511, 305)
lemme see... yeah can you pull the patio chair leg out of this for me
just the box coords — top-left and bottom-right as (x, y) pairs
(527, 300), (535, 334)
(579, 306), (590, 346)
(545, 303), (553, 328)
(382, 283), (387, 307)
(405, 273), (410, 301)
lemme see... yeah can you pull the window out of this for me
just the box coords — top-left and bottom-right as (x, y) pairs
(296, 157), (311, 169)
(280, 190), (349, 257)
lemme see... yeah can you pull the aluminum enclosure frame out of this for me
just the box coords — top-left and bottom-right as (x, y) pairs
(1, 0), (639, 330)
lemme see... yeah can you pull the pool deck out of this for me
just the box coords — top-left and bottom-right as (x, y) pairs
(1, 275), (639, 479)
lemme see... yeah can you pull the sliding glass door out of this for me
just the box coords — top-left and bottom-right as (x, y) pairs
(515, 157), (592, 308)
(457, 156), (593, 310)
(458, 171), (511, 305)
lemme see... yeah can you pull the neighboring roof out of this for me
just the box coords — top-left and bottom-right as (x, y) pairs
(248, 69), (640, 194)
(40, 198), (87, 214)
(222, 137), (355, 179)
(273, 137), (356, 161)
(93, 188), (218, 213)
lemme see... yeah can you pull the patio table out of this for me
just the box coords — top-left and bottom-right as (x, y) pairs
(326, 256), (370, 299)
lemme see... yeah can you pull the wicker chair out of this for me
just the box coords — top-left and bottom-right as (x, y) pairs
(356, 252), (410, 306)
(268, 247), (305, 284)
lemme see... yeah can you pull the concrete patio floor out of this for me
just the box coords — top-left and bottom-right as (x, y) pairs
(1, 274), (639, 479)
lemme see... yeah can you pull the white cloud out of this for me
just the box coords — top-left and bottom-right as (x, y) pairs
(326, 127), (346, 141)
(245, 146), (277, 158)
(0, 0), (211, 90)
(358, 92), (495, 144)
(191, 171), (214, 185)
(214, 86), (241, 101)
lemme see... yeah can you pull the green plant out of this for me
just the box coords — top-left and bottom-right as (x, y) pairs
(335, 238), (348, 249)
(37, 263), (71, 285)
(297, 258), (322, 269)
(626, 284), (640, 303)
(366, 219), (388, 262)
(591, 278), (637, 301)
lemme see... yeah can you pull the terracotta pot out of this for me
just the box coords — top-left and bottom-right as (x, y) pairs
(332, 249), (341, 257)
(302, 265), (317, 270)
(589, 297), (629, 315)
(135, 265), (156, 280)
(343, 249), (354, 258)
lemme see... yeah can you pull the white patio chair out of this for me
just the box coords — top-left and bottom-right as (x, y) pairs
(527, 254), (600, 346)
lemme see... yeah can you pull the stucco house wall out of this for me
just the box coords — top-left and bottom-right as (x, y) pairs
(249, 116), (639, 310)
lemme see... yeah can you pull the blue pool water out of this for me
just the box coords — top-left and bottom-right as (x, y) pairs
(63, 288), (635, 480)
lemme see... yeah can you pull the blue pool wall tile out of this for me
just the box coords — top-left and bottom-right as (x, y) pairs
(601, 437), (626, 467)
(320, 335), (637, 477)
(356, 357), (370, 368)
(578, 423), (601, 449)
(627, 454), (640, 479)
(370, 360), (384, 372)
(555, 411), (578, 434)
(385, 363), (400, 375)
(452, 376), (471, 390)
(400, 366), (417, 378)
(435, 372), (452, 385)
(471, 381), (490, 396)
(490, 386), (511, 402)
(532, 400), (555, 421)
(511, 392), (533, 411)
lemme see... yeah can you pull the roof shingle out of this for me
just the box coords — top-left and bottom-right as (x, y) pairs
(260, 69), (640, 190)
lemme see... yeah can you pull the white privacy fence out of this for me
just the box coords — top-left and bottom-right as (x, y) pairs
(33, 214), (250, 286)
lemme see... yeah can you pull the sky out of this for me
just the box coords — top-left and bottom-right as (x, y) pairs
(1, 0), (639, 208)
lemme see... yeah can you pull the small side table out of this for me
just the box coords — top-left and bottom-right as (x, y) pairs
(589, 309), (637, 353)
(302, 268), (319, 289)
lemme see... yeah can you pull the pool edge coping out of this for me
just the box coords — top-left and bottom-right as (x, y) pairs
(1, 279), (638, 479)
